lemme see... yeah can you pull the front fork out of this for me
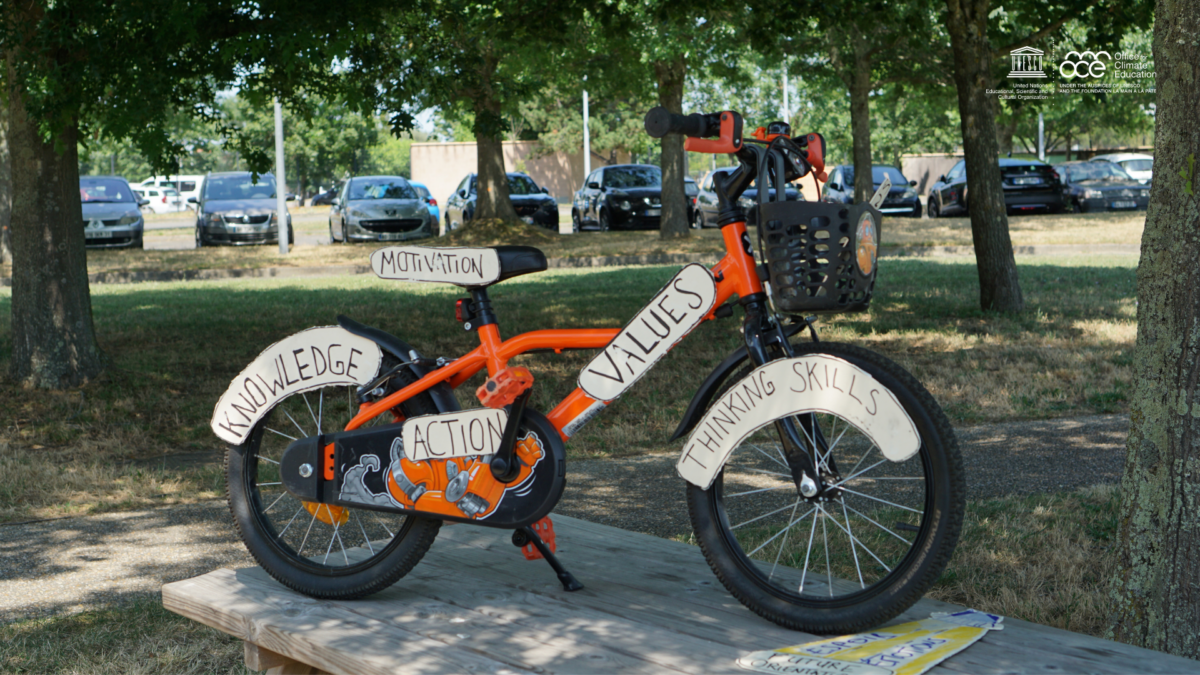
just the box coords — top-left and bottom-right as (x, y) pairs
(739, 295), (836, 499)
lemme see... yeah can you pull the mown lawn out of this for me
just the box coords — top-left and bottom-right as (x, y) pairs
(0, 254), (1136, 523)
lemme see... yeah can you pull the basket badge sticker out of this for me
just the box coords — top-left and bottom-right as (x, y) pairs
(856, 212), (878, 276)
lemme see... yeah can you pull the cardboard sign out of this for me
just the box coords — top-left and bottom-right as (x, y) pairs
(676, 354), (919, 490)
(371, 246), (501, 286)
(578, 263), (717, 402)
(401, 408), (509, 462)
(212, 326), (382, 445)
(738, 610), (1004, 675)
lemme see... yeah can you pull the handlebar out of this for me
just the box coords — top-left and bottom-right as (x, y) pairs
(643, 106), (721, 139)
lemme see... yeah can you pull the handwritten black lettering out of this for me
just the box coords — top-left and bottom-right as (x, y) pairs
(847, 374), (863, 405)
(243, 377), (267, 406)
(673, 277), (704, 309)
(806, 363), (823, 391)
(759, 370), (776, 395)
(347, 348), (363, 377)
(231, 395), (257, 422)
(257, 371), (285, 397)
(626, 331), (660, 355)
(411, 425), (429, 457)
(585, 349), (626, 383)
(377, 250), (395, 274)
(217, 411), (249, 435)
(790, 363), (808, 392)
(829, 366), (844, 392)
(657, 296), (686, 324)
(278, 355), (299, 386)
(310, 346), (328, 377)
(293, 349), (312, 381)
(680, 445), (709, 469)
(711, 409), (738, 435)
(867, 389), (880, 415)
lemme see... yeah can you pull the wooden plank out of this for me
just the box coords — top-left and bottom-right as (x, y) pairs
(163, 514), (1200, 675)
(245, 642), (331, 674)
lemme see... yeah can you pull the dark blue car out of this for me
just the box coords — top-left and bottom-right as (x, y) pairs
(822, 165), (921, 217)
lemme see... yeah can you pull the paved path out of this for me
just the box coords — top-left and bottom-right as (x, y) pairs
(0, 414), (1129, 625)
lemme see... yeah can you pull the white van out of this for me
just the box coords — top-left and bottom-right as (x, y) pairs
(140, 175), (205, 207)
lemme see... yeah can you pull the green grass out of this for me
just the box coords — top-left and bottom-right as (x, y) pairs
(0, 597), (250, 674)
(0, 255), (1136, 521)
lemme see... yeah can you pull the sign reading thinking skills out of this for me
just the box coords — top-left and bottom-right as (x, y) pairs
(371, 246), (501, 286)
(211, 326), (382, 444)
(579, 263), (717, 402)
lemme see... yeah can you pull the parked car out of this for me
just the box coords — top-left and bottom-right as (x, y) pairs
(572, 164), (663, 231)
(140, 175), (204, 206)
(1055, 161), (1150, 213)
(191, 172), (293, 247)
(1089, 153), (1153, 184)
(408, 180), (441, 227)
(329, 175), (436, 243)
(310, 187), (339, 206)
(80, 176), (146, 249)
(444, 172), (559, 232)
(685, 176), (699, 227)
(133, 186), (186, 214)
(927, 158), (1065, 217)
(694, 167), (803, 228)
(823, 165), (920, 217)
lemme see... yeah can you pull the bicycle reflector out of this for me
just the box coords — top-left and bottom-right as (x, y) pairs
(477, 366), (534, 408)
(455, 299), (466, 322)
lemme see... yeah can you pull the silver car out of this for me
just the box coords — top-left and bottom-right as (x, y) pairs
(329, 175), (435, 243)
(81, 176), (146, 249)
(192, 172), (294, 247)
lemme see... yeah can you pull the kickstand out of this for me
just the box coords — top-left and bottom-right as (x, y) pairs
(513, 525), (584, 592)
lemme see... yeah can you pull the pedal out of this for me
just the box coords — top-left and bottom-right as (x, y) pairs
(519, 517), (556, 560)
(477, 366), (534, 409)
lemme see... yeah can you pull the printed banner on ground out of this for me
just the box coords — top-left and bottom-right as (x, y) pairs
(737, 610), (1004, 675)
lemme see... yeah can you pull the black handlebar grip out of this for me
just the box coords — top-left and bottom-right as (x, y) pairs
(644, 106), (718, 139)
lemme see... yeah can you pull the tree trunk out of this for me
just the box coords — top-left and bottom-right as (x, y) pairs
(1, 101), (11, 265)
(655, 56), (689, 239)
(849, 30), (874, 204)
(1108, 0), (1200, 658)
(6, 70), (104, 388)
(944, 0), (1024, 312)
(997, 116), (1017, 156)
(472, 56), (518, 222)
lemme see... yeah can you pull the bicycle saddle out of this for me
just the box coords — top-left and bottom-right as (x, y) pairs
(491, 245), (548, 284)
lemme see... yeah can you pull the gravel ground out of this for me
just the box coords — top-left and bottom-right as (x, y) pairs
(0, 413), (1128, 624)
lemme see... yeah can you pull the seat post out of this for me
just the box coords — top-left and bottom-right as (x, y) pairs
(468, 287), (506, 375)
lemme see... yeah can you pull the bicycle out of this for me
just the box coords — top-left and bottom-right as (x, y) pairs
(213, 107), (964, 634)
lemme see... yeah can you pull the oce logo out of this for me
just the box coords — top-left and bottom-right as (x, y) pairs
(1059, 50), (1111, 78)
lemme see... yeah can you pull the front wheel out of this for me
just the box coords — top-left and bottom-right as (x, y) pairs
(926, 197), (940, 219)
(598, 209), (611, 232)
(687, 342), (964, 633)
(226, 360), (443, 599)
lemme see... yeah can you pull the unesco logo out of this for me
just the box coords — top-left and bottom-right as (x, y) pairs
(1059, 50), (1111, 78)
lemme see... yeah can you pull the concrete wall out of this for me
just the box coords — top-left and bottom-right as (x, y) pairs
(900, 154), (964, 195)
(411, 141), (629, 208)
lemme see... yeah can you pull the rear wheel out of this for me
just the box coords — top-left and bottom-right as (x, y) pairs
(226, 361), (442, 599)
(926, 196), (940, 219)
(687, 342), (964, 633)
(571, 209), (581, 233)
(598, 209), (611, 232)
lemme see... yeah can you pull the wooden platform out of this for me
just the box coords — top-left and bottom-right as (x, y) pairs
(163, 515), (1200, 675)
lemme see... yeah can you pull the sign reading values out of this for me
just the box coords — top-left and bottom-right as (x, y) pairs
(401, 408), (510, 462)
(211, 326), (382, 444)
(676, 354), (920, 489)
(371, 246), (501, 286)
(578, 263), (717, 402)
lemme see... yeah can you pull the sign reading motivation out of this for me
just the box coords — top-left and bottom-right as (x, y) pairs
(578, 263), (717, 402)
(402, 408), (509, 462)
(737, 610), (1004, 675)
(371, 246), (501, 286)
(676, 354), (919, 489)
(211, 326), (382, 445)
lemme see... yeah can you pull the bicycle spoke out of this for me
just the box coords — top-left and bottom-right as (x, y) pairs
(356, 513), (375, 556)
(257, 456), (281, 465)
(844, 503), (917, 546)
(257, 482), (282, 486)
(822, 513), (832, 597)
(277, 505), (304, 538)
(841, 500), (865, 588)
(266, 427), (297, 442)
(768, 500), (801, 581)
(747, 442), (789, 469)
(263, 491), (289, 515)
(846, 444), (876, 478)
(726, 483), (794, 498)
(318, 390), (324, 434)
(743, 467), (792, 478)
(746, 505), (817, 557)
(830, 459), (890, 488)
(373, 514), (395, 539)
(819, 503), (893, 573)
(298, 507), (319, 555)
(282, 409), (308, 438)
(731, 501), (801, 530)
(798, 508), (820, 593)
(301, 393), (319, 432)
(839, 487), (923, 514)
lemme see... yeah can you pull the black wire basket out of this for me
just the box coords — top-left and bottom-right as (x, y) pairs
(758, 200), (882, 315)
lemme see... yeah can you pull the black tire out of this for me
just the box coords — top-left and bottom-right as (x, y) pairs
(687, 341), (964, 634)
(598, 209), (611, 232)
(226, 361), (443, 599)
(195, 227), (205, 248)
(571, 209), (581, 233)
(329, 219), (340, 243)
(699, 210), (708, 229)
(926, 196), (939, 219)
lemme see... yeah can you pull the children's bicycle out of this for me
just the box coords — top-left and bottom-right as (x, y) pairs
(214, 108), (964, 634)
